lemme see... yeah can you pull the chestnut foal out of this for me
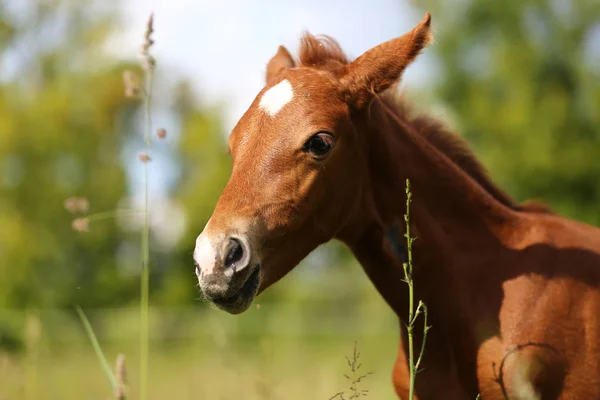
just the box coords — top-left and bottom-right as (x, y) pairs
(193, 13), (600, 399)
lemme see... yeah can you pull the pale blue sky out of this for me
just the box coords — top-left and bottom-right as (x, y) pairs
(110, 0), (435, 131)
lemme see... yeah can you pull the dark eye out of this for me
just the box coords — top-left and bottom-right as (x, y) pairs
(303, 132), (335, 158)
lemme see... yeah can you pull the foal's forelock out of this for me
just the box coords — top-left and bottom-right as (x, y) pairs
(298, 34), (349, 69)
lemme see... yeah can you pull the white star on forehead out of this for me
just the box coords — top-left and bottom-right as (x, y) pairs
(259, 79), (294, 116)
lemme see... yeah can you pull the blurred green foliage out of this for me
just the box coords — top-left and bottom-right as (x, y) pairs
(418, 0), (600, 224)
(0, 0), (136, 309)
(0, 0), (598, 397)
(0, 0), (231, 312)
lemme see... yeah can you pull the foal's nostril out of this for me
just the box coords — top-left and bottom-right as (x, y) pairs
(225, 238), (245, 268)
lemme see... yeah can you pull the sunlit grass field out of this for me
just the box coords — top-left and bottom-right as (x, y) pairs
(0, 265), (401, 400)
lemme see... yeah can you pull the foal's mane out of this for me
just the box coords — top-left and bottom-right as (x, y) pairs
(296, 32), (551, 214)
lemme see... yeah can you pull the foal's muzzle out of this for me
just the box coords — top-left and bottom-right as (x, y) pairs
(194, 231), (260, 314)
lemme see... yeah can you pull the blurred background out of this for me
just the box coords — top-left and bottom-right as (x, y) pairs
(0, 0), (598, 399)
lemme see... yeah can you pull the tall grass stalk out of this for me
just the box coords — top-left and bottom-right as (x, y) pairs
(329, 341), (372, 399)
(74, 14), (156, 400)
(115, 353), (128, 400)
(402, 179), (430, 400)
(138, 13), (156, 400)
(75, 306), (118, 392)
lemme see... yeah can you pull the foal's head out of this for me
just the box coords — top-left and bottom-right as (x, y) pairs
(194, 14), (433, 314)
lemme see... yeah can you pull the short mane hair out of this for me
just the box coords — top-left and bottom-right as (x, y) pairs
(295, 32), (551, 214)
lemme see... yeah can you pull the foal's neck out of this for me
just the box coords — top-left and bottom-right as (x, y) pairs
(371, 97), (516, 232)
(338, 96), (521, 395)
(345, 96), (518, 320)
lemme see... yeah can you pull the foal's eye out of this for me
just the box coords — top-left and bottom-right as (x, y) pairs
(303, 132), (335, 158)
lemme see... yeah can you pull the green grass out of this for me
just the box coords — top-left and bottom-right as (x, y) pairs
(0, 301), (399, 400)
(75, 306), (119, 392)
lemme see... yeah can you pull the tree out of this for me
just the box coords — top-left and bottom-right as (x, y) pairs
(416, 0), (600, 224)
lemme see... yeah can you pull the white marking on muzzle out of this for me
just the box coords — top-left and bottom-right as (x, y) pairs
(194, 231), (217, 275)
(259, 79), (293, 116)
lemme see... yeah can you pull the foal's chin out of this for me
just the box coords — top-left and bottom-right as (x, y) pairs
(202, 267), (261, 315)
(209, 291), (256, 314)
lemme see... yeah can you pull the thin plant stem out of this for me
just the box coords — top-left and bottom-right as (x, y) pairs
(139, 49), (154, 400)
(402, 179), (430, 400)
(71, 210), (143, 233)
(86, 209), (143, 222)
(75, 306), (118, 392)
(404, 179), (416, 400)
(329, 341), (372, 399)
(115, 353), (127, 400)
(71, 13), (156, 400)
(139, 13), (156, 400)
(414, 300), (429, 373)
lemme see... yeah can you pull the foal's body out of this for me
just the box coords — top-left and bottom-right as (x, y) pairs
(193, 14), (600, 399)
(347, 94), (600, 399)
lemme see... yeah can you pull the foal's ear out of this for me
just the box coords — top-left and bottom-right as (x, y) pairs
(265, 46), (296, 85)
(340, 13), (433, 108)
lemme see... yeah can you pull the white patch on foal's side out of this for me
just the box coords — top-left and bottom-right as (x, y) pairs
(259, 79), (293, 116)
